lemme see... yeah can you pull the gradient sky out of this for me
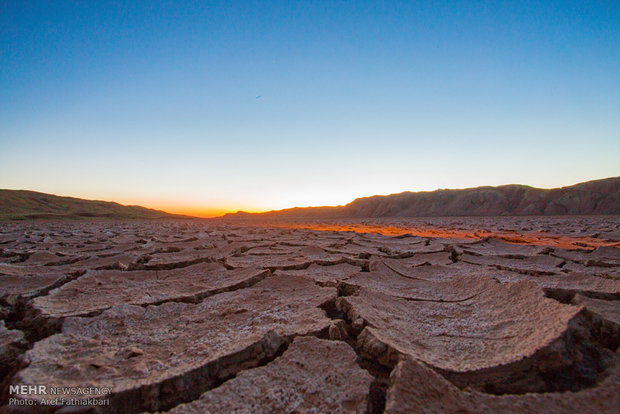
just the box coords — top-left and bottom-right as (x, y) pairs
(1, 1), (619, 217)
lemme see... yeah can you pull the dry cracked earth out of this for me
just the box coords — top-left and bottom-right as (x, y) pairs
(0, 217), (619, 413)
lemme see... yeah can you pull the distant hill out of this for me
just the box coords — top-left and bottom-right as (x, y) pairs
(0, 190), (190, 220)
(225, 177), (620, 219)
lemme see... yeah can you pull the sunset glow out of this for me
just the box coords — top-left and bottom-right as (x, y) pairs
(239, 222), (616, 250)
(1, 1), (618, 214)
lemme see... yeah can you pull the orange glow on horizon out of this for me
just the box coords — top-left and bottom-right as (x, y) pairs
(160, 206), (265, 218)
(231, 222), (617, 250)
(106, 196), (265, 218)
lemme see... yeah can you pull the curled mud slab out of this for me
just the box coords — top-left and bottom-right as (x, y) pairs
(572, 294), (620, 349)
(168, 336), (373, 414)
(436, 261), (620, 300)
(0, 266), (69, 304)
(338, 279), (615, 394)
(340, 270), (497, 301)
(385, 358), (620, 414)
(32, 262), (270, 317)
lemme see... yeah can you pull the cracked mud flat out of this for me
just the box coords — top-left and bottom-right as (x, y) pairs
(0, 216), (618, 413)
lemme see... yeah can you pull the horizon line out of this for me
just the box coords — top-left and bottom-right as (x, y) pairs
(2, 175), (618, 219)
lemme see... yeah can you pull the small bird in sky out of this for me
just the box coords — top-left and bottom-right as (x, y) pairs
(255, 95), (262, 99)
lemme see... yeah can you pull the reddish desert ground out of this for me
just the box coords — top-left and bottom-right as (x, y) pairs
(1, 216), (619, 413)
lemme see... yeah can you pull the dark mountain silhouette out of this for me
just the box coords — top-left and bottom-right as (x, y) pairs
(224, 177), (620, 219)
(0, 190), (189, 220)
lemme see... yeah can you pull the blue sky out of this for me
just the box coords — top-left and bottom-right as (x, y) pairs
(1, 1), (619, 216)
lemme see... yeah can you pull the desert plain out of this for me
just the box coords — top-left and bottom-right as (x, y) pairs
(0, 216), (619, 413)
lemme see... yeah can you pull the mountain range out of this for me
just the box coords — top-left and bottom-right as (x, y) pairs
(225, 177), (620, 219)
(2, 177), (618, 220)
(0, 190), (185, 220)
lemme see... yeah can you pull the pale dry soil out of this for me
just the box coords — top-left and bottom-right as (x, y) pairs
(0, 217), (619, 413)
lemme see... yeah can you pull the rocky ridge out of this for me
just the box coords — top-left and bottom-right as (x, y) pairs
(225, 177), (620, 218)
